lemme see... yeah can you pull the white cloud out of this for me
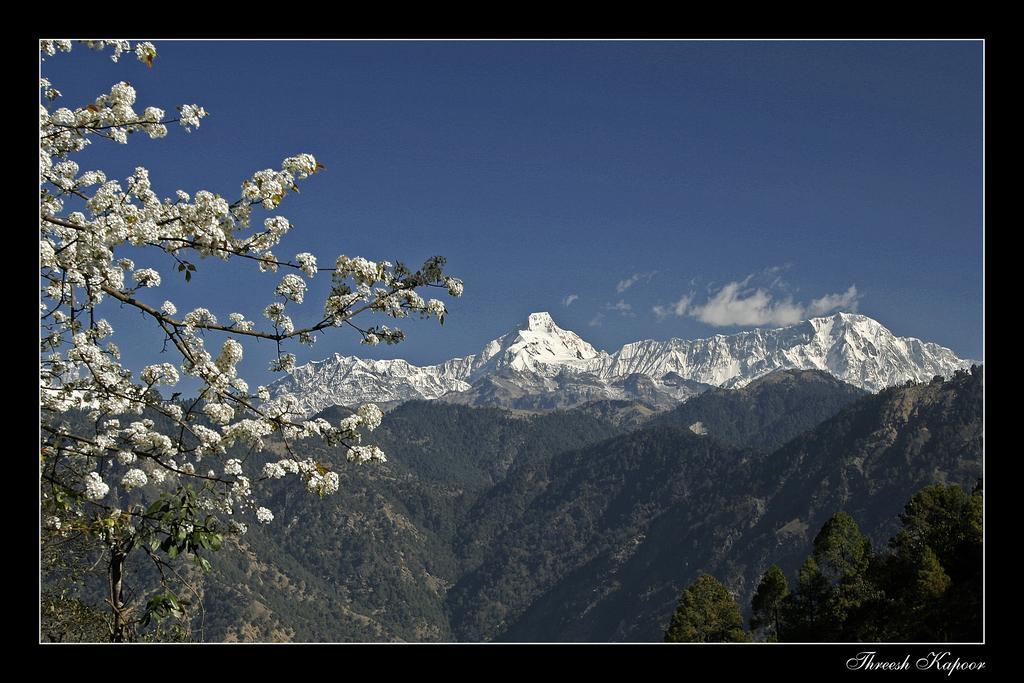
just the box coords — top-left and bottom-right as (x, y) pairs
(616, 271), (658, 294)
(690, 279), (860, 327)
(806, 286), (859, 317)
(652, 294), (692, 321)
(588, 312), (605, 327)
(606, 300), (634, 317)
(691, 283), (801, 327)
(563, 293), (579, 307)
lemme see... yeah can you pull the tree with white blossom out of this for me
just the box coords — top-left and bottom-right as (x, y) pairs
(39, 39), (464, 641)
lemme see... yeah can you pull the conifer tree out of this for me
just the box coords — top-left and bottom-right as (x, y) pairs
(750, 564), (788, 641)
(782, 512), (876, 641)
(665, 574), (749, 643)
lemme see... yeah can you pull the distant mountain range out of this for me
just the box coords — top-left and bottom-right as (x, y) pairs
(269, 312), (975, 415)
(188, 365), (982, 642)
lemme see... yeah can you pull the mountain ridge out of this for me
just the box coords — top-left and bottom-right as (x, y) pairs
(269, 311), (975, 416)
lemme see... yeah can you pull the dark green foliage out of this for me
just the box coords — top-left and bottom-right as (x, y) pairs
(772, 483), (982, 642)
(876, 483), (983, 641)
(664, 574), (749, 642)
(781, 512), (877, 641)
(750, 565), (788, 641)
(41, 589), (109, 642)
(892, 482), (983, 581)
(813, 513), (872, 581)
(652, 369), (866, 452)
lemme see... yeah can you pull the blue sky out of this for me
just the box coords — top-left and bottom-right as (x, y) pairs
(43, 40), (983, 388)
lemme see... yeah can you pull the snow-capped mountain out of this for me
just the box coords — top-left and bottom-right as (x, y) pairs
(268, 311), (976, 416)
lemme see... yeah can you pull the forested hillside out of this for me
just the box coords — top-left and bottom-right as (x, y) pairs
(43, 367), (982, 642)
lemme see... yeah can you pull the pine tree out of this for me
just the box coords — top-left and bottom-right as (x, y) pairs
(664, 574), (750, 642)
(750, 565), (788, 641)
(782, 512), (876, 641)
(881, 483), (982, 640)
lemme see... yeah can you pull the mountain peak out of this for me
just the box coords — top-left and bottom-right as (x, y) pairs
(524, 311), (556, 331)
(807, 311), (869, 326)
(832, 311), (872, 324)
(494, 311), (600, 372)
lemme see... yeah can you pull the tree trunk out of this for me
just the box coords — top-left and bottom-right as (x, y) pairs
(109, 546), (128, 642)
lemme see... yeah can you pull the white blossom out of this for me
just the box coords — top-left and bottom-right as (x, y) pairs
(221, 419), (273, 450)
(135, 42), (157, 66)
(426, 299), (446, 317)
(269, 353), (296, 372)
(178, 103), (207, 131)
(276, 273), (307, 304)
(132, 268), (161, 288)
(39, 41), (461, 588)
(444, 276), (464, 297)
(121, 469), (148, 490)
(282, 153), (318, 178)
(356, 403), (383, 432)
(231, 475), (252, 498)
(335, 255), (380, 286)
(183, 308), (217, 327)
(109, 81), (136, 106)
(83, 472), (109, 500)
(348, 444), (387, 464)
(295, 252), (317, 277)
(216, 338), (244, 370)
(262, 462), (286, 479)
(92, 319), (114, 339)
(203, 402), (234, 425)
(140, 363), (179, 386)
(228, 313), (253, 331)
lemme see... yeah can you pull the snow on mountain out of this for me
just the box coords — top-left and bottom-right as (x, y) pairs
(265, 353), (472, 417)
(268, 311), (976, 416)
(585, 313), (972, 391)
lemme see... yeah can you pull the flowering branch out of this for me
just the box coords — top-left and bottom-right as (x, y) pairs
(39, 38), (464, 641)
